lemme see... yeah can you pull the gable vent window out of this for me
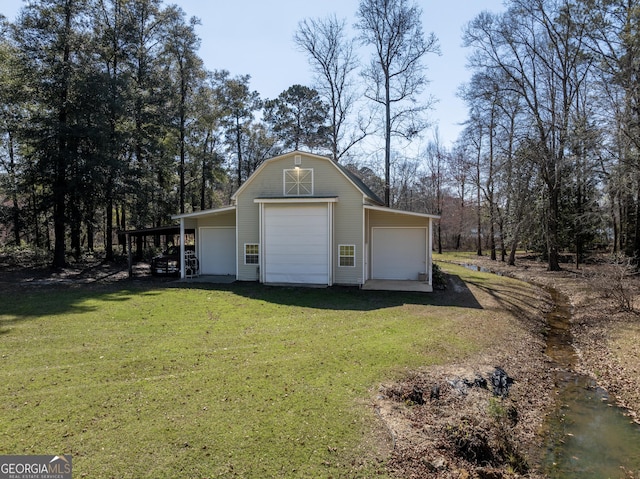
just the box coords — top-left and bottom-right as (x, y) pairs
(284, 168), (313, 196)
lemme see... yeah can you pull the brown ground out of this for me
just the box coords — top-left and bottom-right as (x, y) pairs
(376, 254), (640, 479)
(2, 252), (639, 478)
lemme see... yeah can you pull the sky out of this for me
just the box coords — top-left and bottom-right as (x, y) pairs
(1, 0), (507, 148)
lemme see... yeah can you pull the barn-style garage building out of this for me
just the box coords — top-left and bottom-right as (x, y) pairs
(172, 151), (439, 291)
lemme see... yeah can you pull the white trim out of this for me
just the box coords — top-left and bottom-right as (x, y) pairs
(363, 207), (368, 283)
(236, 203), (240, 280)
(254, 197), (338, 204)
(259, 202), (265, 283)
(328, 202), (334, 284)
(179, 219), (185, 278)
(364, 204), (440, 220)
(428, 218), (433, 285)
(172, 205), (236, 220)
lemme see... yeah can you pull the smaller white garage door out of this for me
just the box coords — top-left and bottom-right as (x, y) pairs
(199, 227), (236, 275)
(372, 228), (426, 280)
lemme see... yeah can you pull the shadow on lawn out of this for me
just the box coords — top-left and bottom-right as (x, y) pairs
(461, 275), (545, 328)
(179, 272), (483, 311)
(0, 286), (162, 327)
(0, 272), (483, 332)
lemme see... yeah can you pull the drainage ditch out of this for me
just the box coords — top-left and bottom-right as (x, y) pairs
(539, 288), (640, 477)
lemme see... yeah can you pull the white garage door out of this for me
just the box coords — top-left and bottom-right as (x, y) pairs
(199, 227), (236, 275)
(264, 204), (329, 284)
(372, 228), (426, 280)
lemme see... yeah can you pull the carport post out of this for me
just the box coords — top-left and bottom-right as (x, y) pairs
(179, 219), (185, 279)
(127, 233), (133, 279)
(428, 218), (433, 286)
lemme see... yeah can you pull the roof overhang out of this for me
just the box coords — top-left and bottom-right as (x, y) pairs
(120, 225), (195, 237)
(171, 205), (237, 220)
(254, 196), (339, 204)
(364, 204), (440, 220)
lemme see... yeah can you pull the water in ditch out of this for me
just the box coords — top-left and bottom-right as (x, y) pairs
(540, 288), (640, 478)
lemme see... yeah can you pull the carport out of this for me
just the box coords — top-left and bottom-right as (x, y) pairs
(122, 226), (195, 278)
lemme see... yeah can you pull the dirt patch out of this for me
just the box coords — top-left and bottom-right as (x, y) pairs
(376, 264), (553, 478)
(0, 255), (170, 292)
(378, 363), (549, 478)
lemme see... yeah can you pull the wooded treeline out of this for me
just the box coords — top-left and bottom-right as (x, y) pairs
(455, 0), (640, 270)
(0, 0), (639, 271)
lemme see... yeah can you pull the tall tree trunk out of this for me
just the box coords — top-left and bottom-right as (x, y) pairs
(200, 157), (206, 211)
(179, 72), (186, 214)
(105, 179), (114, 262)
(489, 215), (496, 261)
(508, 222), (520, 266)
(384, 76), (391, 207)
(52, 2), (73, 269)
(547, 185), (561, 271)
(236, 116), (243, 188)
(634, 177), (640, 262)
(86, 217), (94, 252)
(8, 131), (20, 245)
(476, 181), (482, 256)
(31, 186), (41, 248)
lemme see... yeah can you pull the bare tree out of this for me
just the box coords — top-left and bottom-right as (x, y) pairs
(355, 0), (440, 206)
(294, 15), (363, 162)
(464, 0), (593, 270)
(448, 144), (471, 250)
(425, 133), (445, 253)
(585, 0), (640, 261)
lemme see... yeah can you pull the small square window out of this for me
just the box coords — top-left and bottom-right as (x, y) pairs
(339, 244), (355, 267)
(284, 168), (313, 196)
(245, 244), (259, 265)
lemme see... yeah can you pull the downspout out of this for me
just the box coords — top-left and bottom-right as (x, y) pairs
(362, 205), (366, 286)
(259, 203), (264, 283)
(328, 202), (333, 286)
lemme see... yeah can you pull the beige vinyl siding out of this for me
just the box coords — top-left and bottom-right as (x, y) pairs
(183, 218), (197, 230)
(332, 182), (364, 285)
(197, 211), (236, 227)
(236, 193), (260, 281)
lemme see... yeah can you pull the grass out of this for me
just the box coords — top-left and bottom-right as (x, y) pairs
(0, 268), (538, 478)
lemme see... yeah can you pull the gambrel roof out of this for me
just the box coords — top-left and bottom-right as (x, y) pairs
(231, 150), (384, 206)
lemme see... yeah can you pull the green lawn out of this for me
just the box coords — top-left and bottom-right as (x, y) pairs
(0, 269), (531, 478)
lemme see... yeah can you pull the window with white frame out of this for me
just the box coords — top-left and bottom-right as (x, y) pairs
(283, 168), (313, 196)
(245, 244), (259, 265)
(339, 244), (355, 267)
